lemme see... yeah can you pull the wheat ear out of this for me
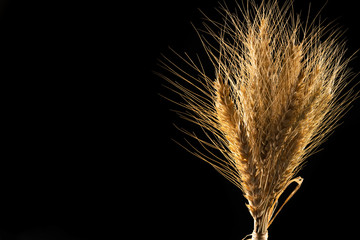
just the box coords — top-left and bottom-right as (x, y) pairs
(157, 1), (357, 239)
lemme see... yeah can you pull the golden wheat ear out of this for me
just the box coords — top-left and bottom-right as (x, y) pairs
(157, 0), (358, 239)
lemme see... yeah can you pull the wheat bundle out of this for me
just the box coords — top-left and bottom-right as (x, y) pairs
(157, 1), (357, 239)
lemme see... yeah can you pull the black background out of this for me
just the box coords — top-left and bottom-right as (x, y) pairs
(1, 0), (360, 239)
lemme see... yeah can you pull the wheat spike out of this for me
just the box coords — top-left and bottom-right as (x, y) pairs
(157, 1), (357, 239)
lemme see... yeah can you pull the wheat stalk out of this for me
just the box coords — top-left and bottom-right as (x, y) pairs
(157, 1), (357, 239)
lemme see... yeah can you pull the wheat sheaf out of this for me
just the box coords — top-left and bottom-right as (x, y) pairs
(157, 0), (357, 239)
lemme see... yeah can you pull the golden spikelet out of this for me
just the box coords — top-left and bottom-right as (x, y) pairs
(157, 1), (357, 239)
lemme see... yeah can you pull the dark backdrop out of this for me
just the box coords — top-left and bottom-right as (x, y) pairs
(0, 0), (359, 239)
(0, 0), (118, 239)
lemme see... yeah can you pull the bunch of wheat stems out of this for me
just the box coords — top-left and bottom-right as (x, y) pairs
(157, 1), (357, 239)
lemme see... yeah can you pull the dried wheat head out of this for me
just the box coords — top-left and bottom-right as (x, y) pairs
(157, 0), (357, 239)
